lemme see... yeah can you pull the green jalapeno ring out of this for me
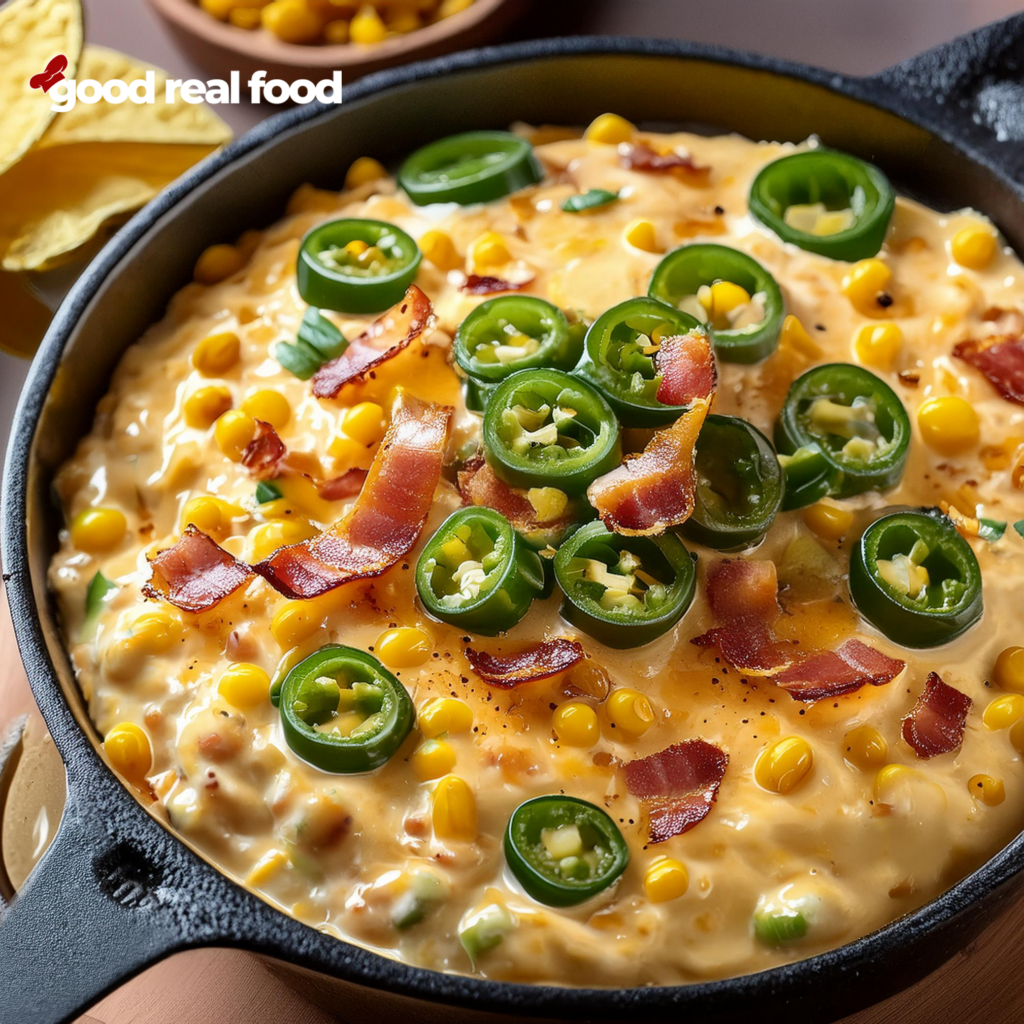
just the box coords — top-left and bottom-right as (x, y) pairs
(553, 521), (697, 649)
(749, 149), (896, 262)
(279, 645), (414, 773)
(777, 443), (843, 511)
(482, 368), (621, 497)
(415, 507), (546, 637)
(577, 297), (707, 427)
(683, 415), (785, 551)
(849, 508), (983, 649)
(774, 363), (910, 499)
(297, 218), (421, 314)
(648, 244), (785, 364)
(505, 795), (630, 907)
(398, 131), (544, 207)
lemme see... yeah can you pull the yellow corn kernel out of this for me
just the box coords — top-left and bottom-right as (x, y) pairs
(585, 113), (635, 145)
(843, 724), (888, 770)
(606, 688), (655, 739)
(1010, 718), (1024, 755)
(199, 0), (235, 19)
(802, 501), (854, 542)
(70, 507), (127, 552)
(873, 763), (942, 814)
(643, 857), (688, 902)
(755, 736), (814, 795)
(262, 0), (323, 43)
(129, 610), (182, 654)
(184, 385), (233, 429)
(350, 4), (387, 43)
(432, 775), (477, 841)
(779, 314), (821, 358)
(344, 239), (370, 257)
(700, 280), (751, 325)
(853, 323), (904, 371)
(470, 231), (512, 268)
(249, 520), (315, 563)
(219, 662), (271, 709)
(246, 849), (289, 887)
(983, 693), (1024, 730)
(194, 243), (245, 285)
(968, 773), (1005, 806)
(552, 702), (599, 747)
(419, 697), (473, 739)
(623, 218), (660, 253)
(841, 258), (892, 312)
(345, 156), (387, 190)
(323, 18), (349, 43)
(241, 389), (291, 430)
(181, 496), (243, 539)
(343, 401), (386, 446)
(376, 627), (431, 669)
(104, 723), (152, 783)
(214, 409), (257, 461)
(229, 6), (262, 28)
(917, 396), (980, 455)
(951, 225), (997, 270)
(271, 600), (323, 649)
(412, 738), (457, 780)
(419, 229), (462, 271)
(192, 331), (241, 377)
(994, 646), (1024, 694)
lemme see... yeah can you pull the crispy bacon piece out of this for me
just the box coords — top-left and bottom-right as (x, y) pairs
(461, 274), (534, 296)
(902, 672), (972, 759)
(312, 285), (434, 400)
(620, 141), (710, 184)
(774, 640), (906, 702)
(953, 334), (1024, 405)
(144, 525), (253, 613)
(691, 620), (794, 676)
(254, 390), (452, 599)
(705, 559), (780, 625)
(624, 739), (729, 843)
(465, 639), (584, 688)
(654, 330), (717, 406)
(317, 468), (367, 501)
(241, 420), (286, 480)
(587, 399), (710, 536)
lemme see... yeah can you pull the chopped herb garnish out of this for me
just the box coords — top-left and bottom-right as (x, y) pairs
(256, 480), (284, 504)
(274, 307), (346, 380)
(560, 189), (620, 214)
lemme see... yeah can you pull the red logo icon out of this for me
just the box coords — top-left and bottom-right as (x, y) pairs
(30, 54), (68, 94)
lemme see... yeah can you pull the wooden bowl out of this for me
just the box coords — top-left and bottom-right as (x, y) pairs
(147, 0), (529, 84)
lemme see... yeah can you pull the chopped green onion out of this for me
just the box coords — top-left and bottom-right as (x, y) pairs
(82, 571), (116, 637)
(978, 517), (1006, 542)
(1014, 520), (1024, 541)
(255, 480), (284, 504)
(274, 307), (346, 380)
(561, 189), (620, 214)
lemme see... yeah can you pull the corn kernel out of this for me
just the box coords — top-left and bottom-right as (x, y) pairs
(951, 225), (997, 270)
(802, 501), (854, 542)
(843, 725), (888, 770)
(755, 736), (813, 795)
(129, 610), (182, 654)
(853, 323), (903, 371)
(873, 763), (938, 814)
(553, 702), (599, 747)
(323, 18), (349, 43)
(432, 775), (477, 841)
(193, 331), (241, 377)
(1010, 718), (1024, 755)
(606, 688), (655, 739)
(219, 662), (271, 709)
(643, 857), (688, 902)
(70, 507), (127, 552)
(181, 496), (244, 539)
(199, 0), (235, 19)
(271, 600), (323, 649)
(624, 218), (660, 253)
(350, 4), (387, 43)
(194, 243), (244, 285)
(215, 409), (257, 461)
(246, 849), (289, 887)
(419, 229), (462, 272)
(585, 113), (635, 145)
(841, 259), (892, 312)
(968, 773), (1005, 806)
(241, 389), (291, 429)
(104, 722), (152, 783)
(377, 627), (431, 669)
(413, 738), (457, 780)
(700, 280), (752, 328)
(994, 646), (1024, 693)
(249, 520), (316, 562)
(229, 7), (262, 29)
(184, 385), (233, 429)
(419, 697), (474, 739)
(262, 0), (323, 43)
(470, 231), (512, 268)
(917, 396), (980, 455)
(343, 401), (386, 446)
(779, 314), (821, 358)
(345, 157), (387, 190)
(983, 693), (1024, 730)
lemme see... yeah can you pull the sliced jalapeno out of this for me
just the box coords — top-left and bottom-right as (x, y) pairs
(749, 149), (895, 262)
(849, 507), (983, 648)
(505, 795), (629, 907)
(481, 368), (621, 496)
(279, 645), (414, 773)
(683, 414), (784, 551)
(554, 521), (697, 649)
(577, 297), (708, 427)
(297, 218), (421, 314)
(648, 244), (785, 364)
(416, 507), (546, 636)
(398, 131), (543, 207)
(777, 443), (842, 512)
(774, 363), (910, 504)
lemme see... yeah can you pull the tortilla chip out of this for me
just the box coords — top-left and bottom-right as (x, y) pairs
(0, 0), (83, 176)
(0, 271), (53, 357)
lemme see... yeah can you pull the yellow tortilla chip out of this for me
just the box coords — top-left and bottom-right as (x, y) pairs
(0, 0), (83, 176)
(0, 271), (53, 357)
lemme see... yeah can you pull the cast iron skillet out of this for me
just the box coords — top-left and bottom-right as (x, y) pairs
(3, 20), (1024, 1024)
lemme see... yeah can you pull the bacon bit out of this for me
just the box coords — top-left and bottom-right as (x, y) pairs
(465, 639), (585, 688)
(458, 456), (577, 535)
(620, 142), (710, 185)
(898, 369), (920, 387)
(623, 739), (728, 843)
(318, 468), (368, 502)
(654, 329), (717, 407)
(312, 285), (434, 400)
(705, 559), (780, 625)
(774, 640), (906, 702)
(902, 672), (972, 759)
(144, 525), (253, 613)
(241, 420), (287, 480)
(691, 619), (794, 676)
(461, 274), (534, 296)
(953, 334), (1024, 405)
(254, 390), (452, 599)
(587, 399), (710, 536)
